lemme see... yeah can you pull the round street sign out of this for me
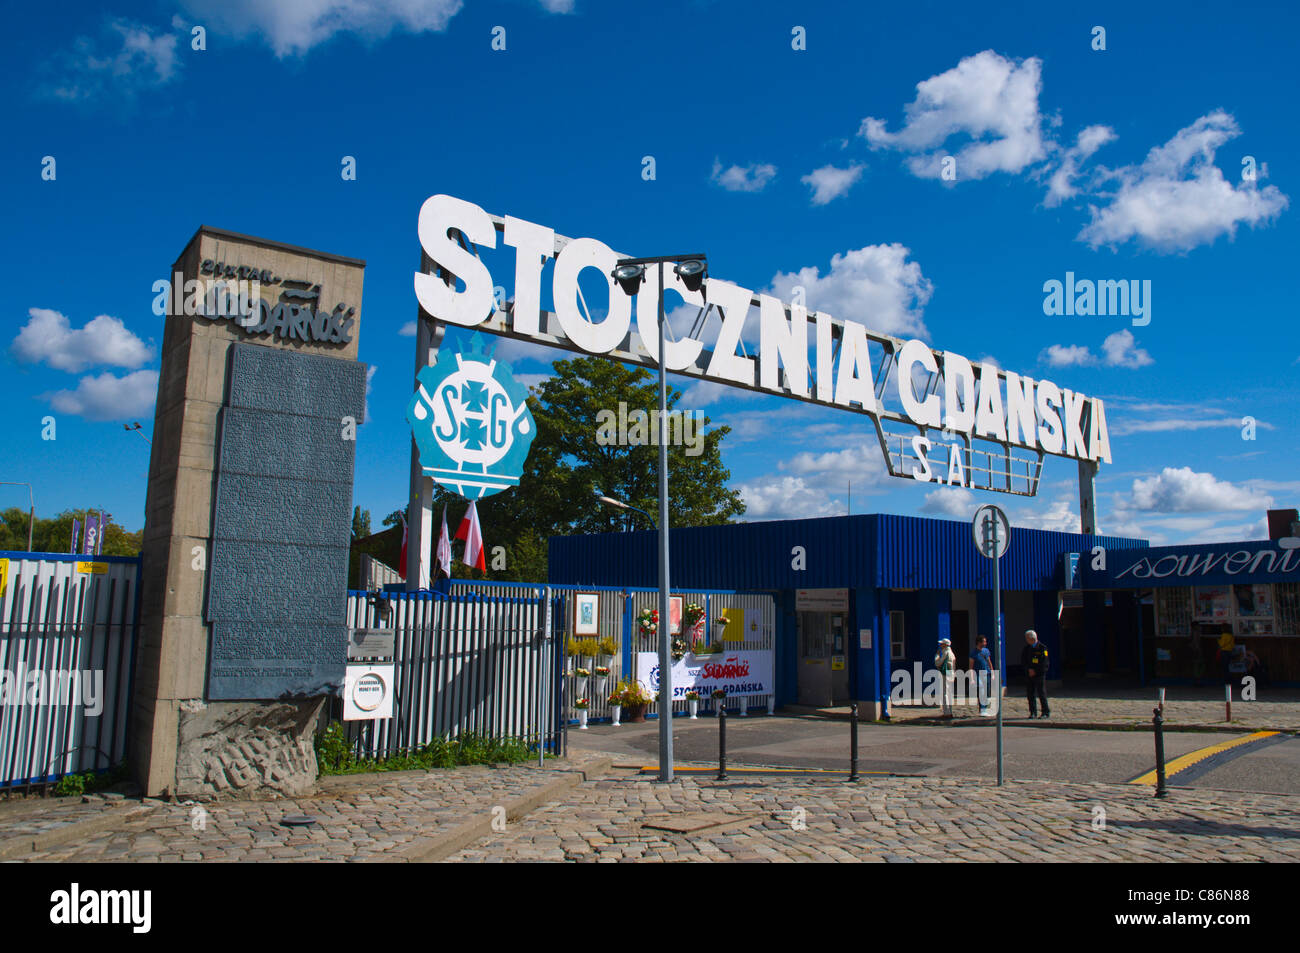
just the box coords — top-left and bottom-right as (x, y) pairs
(972, 504), (1010, 559)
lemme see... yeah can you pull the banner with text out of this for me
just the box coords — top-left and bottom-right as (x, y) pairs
(637, 650), (774, 700)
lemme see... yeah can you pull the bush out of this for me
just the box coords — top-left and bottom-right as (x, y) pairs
(314, 723), (538, 776)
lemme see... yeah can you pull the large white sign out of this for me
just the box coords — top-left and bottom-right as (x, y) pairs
(413, 195), (1113, 491)
(637, 651), (774, 700)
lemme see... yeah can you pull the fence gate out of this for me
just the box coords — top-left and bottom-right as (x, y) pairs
(341, 589), (565, 760)
(0, 553), (140, 792)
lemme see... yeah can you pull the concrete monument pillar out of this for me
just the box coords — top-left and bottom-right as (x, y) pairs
(132, 227), (366, 797)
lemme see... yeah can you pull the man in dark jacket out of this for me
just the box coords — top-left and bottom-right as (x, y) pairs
(1021, 629), (1050, 718)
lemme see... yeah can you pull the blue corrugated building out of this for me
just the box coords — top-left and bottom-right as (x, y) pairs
(549, 513), (1150, 716)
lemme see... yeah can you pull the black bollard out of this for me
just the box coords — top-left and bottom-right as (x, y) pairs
(849, 702), (860, 781)
(1152, 706), (1168, 799)
(717, 707), (728, 780)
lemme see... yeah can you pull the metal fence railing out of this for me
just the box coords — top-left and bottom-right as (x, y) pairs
(0, 553), (140, 792)
(340, 589), (564, 760)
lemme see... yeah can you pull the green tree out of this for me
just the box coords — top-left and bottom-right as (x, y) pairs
(0, 508), (142, 557)
(351, 506), (371, 538)
(401, 355), (744, 582)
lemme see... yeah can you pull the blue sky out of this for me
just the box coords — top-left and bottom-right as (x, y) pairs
(3, 0), (1297, 547)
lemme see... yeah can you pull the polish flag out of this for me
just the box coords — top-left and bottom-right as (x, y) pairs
(455, 501), (486, 572)
(398, 515), (408, 580)
(436, 505), (452, 579)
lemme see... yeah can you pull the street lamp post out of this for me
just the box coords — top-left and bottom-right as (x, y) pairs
(0, 482), (35, 552)
(611, 253), (707, 784)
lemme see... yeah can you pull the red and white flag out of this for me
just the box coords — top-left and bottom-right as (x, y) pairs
(436, 505), (453, 578)
(398, 515), (408, 580)
(455, 500), (486, 572)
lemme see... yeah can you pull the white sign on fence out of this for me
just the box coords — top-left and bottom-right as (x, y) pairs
(637, 651), (774, 701)
(343, 664), (395, 721)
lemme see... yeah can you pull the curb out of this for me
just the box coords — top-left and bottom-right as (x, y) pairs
(391, 756), (615, 863)
(0, 804), (152, 861)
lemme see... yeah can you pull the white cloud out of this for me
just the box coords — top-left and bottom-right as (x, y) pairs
(711, 160), (777, 193)
(735, 476), (841, 520)
(1079, 111), (1288, 251)
(1128, 467), (1272, 513)
(767, 243), (932, 337)
(12, 308), (153, 372)
(1111, 417), (1257, 436)
(45, 370), (159, 421)
(1039, 343), (1095, 368)
(178, 0), (573, 57)
(735, 442), (886, 521)
(1099, 329), (1153, 369)
(1037, 330), (1152, 370)
(860, 50), (1047, 180)
(514, 372), (552, 393)
(1044, 124), (1116, 207)
(919, 487), (977, 519)
(801, 163), (864, 204)
(42, 19), (180, 102)
(399, 320), (417, 336)
(677, 378), (763, 407)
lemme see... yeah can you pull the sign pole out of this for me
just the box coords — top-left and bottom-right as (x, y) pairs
(973, 504), (1008, 786)
(657, 260), (674, 783)
(993, 518), (1003, 786)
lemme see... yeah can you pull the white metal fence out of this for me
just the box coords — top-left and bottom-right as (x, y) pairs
(341, 589), (562, 759)
(0, 553), (139, 791)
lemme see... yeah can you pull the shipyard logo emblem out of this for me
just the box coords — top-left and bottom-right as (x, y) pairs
(406, 330), (536, 499)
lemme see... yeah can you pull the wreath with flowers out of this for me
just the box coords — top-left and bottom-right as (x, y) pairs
(637, 607), (659, 645)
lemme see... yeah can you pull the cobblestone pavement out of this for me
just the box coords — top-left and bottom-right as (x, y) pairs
(3, 752), (607, 862)
(870, 686), (1300, 732)
(449, 769), (1300, 862)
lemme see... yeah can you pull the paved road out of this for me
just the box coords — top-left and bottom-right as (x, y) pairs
(568, 715), (1300, 794)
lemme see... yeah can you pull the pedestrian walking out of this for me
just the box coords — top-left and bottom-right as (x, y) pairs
(935, 638), (956, 718)
(1021, 629), (1050, 718)
(969, 635), (993, 715)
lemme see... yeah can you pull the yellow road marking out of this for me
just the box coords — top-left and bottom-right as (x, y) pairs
(637, 766), (888, 775)
(1129, 730), (1279, 785)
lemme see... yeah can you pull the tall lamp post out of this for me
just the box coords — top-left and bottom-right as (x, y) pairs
(611, 253), (708, 784)
(595, 492), (655, 531)
(0, 482), (35, 552)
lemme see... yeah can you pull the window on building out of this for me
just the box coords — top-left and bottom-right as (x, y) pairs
(890, 610), (905, 660)
(1275, 583), (1299, 636)
(1156, 588), (1192, 636)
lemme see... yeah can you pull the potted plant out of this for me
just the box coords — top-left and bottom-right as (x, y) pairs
(574, 667), (590, 697)
(593, 665), (610, 694)
(577, 638), (600, 670)
(671, 636), (688, 662)
(597, 635), (618, 663)
(608, 688), (622, 727)
(685, 690), (700, 719)
(565, 636), (582, 672)
(712, 688), (727, 715)
(713, 613), (730, 642)
(574, 697), (589, 730)
(614, 679), (653, 723)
